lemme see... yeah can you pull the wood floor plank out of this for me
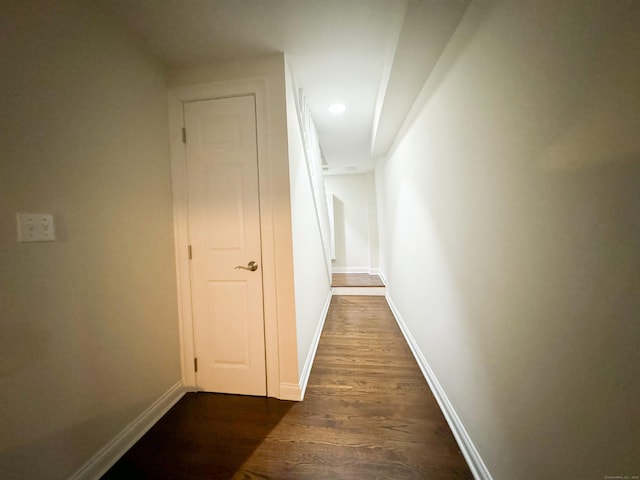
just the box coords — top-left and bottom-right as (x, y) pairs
(102, 295), (472, 479)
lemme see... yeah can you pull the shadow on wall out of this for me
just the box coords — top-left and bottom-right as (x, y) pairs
(533, 5), (640, 173)
(0, 396), (158, 480)
(398, 0), (494, 135)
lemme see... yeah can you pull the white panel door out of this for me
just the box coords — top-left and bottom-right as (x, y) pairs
(184, 95), (266, 396)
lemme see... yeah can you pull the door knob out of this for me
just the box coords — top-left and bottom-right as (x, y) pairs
(235, 261), (258, 272)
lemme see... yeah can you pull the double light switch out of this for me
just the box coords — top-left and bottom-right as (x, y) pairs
(17, 213), (56, 242)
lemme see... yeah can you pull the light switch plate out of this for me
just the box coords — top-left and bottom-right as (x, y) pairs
(17, 213), (56, 242)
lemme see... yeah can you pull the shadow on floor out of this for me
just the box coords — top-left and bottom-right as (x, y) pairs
(102, 392), (295, 479)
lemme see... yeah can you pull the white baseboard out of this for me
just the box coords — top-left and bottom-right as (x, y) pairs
(385, 293), (493, 480)
(378, 269), (388, 286)
(331, 286), (385, 296)
(332, 267), (382, 277)
(331, 266), (370, 274)
(70, 381), (186, 480)
(279, 382), (303, 401)
(299, 291), (332, 399)
(281, 291), (332, 401)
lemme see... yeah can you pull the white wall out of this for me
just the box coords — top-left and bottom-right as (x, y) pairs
(376, 1), (640, 479)
(325, 173), (379, 273)
(0, 1), (181, 478)
(284, 64), (332, 384)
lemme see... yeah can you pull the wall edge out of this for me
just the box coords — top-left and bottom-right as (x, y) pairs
(70, 381), (185, 480)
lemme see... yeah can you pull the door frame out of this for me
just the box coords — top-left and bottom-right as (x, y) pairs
(168, 79), (280, 397)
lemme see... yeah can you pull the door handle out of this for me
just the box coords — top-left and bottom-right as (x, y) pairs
(235, 261), (258, 272)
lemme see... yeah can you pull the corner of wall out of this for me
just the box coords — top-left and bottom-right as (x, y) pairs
(70, 382), (186, 480)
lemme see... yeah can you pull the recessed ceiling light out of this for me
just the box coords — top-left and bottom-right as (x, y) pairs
(328, 103), (346, 114)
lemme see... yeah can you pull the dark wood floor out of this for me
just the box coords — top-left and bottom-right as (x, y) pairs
(103, 296), (472, 479)
(331, 273), (385, 287)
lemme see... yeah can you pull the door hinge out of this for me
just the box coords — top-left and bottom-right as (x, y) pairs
(194, 357), (198, 372)
(188, 245), (192, 259)
(182, 127), (187, 144)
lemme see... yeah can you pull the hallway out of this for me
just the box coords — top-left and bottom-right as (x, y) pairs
(103, 296), (472, 479)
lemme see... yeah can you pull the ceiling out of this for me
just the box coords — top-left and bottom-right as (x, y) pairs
(97, 0), (469, 174)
